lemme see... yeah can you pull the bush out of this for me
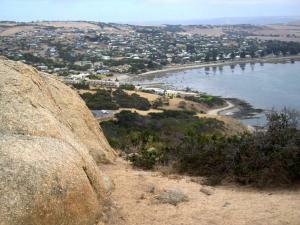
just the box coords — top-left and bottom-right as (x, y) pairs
(178, 101), (187, 109)
(101, 109), (300, 187)
(152, 98), (164, 109)
(72, 81), (89, 90)
(80, 89), (151, 111)
(185, 95), (225, 108)
(233, 109), (300, 186)
(119, 84), (135, 91)
(129, 147), (164, 170)
(80, 89), (119, 110)
(101, 110), (225, 168)
(177, 132), (238, 177)
(113, 89), (151, 110)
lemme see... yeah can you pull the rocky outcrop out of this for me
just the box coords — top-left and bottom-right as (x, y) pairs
(0, 57), (116, 225)
(0, 57), (115, 163)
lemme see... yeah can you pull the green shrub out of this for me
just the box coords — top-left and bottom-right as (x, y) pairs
(101, 109), (300, 187)
(113, 89), (151, 110)
(80, 89), (151, 111)
(119, 84), (135, 91)
(233, 110), (300, 186)
(152, 98), (164, 109)
(80, 89), (119, 110)
(185, 95), (225, 108)
(129, 147), (164, 170)
(72, 81), (89, 90)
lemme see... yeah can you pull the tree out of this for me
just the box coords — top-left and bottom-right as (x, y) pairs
(230, 52), (235, 60)
(240, 51), (246, 58)
(204, 54), (210, 62)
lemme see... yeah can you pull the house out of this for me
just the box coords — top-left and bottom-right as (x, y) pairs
(96, 69), (110, 75)
(69, 73), (90, 80)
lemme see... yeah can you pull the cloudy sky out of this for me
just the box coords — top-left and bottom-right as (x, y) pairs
(0, 0), (299, 23)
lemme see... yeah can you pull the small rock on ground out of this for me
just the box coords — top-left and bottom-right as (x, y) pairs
(156, 189), (189, 206)
(200, 187), (214, 196)
(146, 183), (156, 193)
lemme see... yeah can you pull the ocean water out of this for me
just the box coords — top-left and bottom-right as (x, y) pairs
(134, 61), (300, 126)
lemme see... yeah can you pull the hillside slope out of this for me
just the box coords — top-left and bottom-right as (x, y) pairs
(103, 159), (300, 225)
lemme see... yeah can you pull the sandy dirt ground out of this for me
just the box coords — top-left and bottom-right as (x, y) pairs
(180, 27), (225, 36)
(124, 91), (208, 113)
(0, 21), (127, 36)
(0, 25), (36, 36)
(101, 159), (300, 225)
(124, 91), (209, 113)
(34, 21), (101, 29)
(250, 25), (300, 42)
(124, 90), (161, 102)
(117, 108), (163, 116)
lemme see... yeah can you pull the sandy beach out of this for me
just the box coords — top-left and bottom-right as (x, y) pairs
(130, 55), (300, 80)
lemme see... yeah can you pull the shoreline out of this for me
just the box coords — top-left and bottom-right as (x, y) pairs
(206, 99), (262, 132)
(128, 55), (300, 80)
(124, 56), (300, 128)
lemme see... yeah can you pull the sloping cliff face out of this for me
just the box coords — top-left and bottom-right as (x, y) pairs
(0, 57), (115, 163)
(0, 57), (116, 225)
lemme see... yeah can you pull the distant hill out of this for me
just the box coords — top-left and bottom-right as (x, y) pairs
(140, 16), (300, 26)
(190, 16), (300, 25)
(288, 20), (300, 25)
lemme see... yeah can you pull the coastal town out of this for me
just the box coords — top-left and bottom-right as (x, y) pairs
(1, 0), (300, 223)
(1, 21), (300, 90)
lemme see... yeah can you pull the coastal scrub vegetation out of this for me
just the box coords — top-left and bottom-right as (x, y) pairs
(184, 94), (226, 108)
(72, 81), (90, 90)
(80, 89), (151, 111)
(118, 84), (136, 91)
(80, 89), (119, 110)
(113, 89), (151, 110)
(101, 109), (300, 187)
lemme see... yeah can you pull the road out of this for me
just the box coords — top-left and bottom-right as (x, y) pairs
(207, 101), (235, 116)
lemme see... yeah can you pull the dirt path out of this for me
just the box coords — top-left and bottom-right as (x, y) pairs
(207, 101), (235, 116)
(101, 159), (300, 225)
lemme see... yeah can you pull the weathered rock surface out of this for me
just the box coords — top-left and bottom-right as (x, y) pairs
(0, 57), (116, 225)
(0, 57), (115, 163)
(156, 189), (189, 206)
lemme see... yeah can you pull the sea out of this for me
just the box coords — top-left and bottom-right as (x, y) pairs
(133, 60), (300, 126)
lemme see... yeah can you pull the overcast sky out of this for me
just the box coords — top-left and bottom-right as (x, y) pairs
(0, 0), (299, 23)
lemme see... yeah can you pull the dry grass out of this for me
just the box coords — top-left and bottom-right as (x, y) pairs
(162, 97), (208, 113)
(124, 91), (208, 114)
(34, 21), (101, 29)
(117, 108), (163, 116)
(124, 90), (161, 102)
(248, 25), (300, 42)
(102, 158), (300, 225)
(0, 26), (35, 36)
(180, 27), (225, 36)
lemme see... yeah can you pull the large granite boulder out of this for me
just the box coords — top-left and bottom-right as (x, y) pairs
(0, 57), (116, 164)
(0, 57), (116, 225)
